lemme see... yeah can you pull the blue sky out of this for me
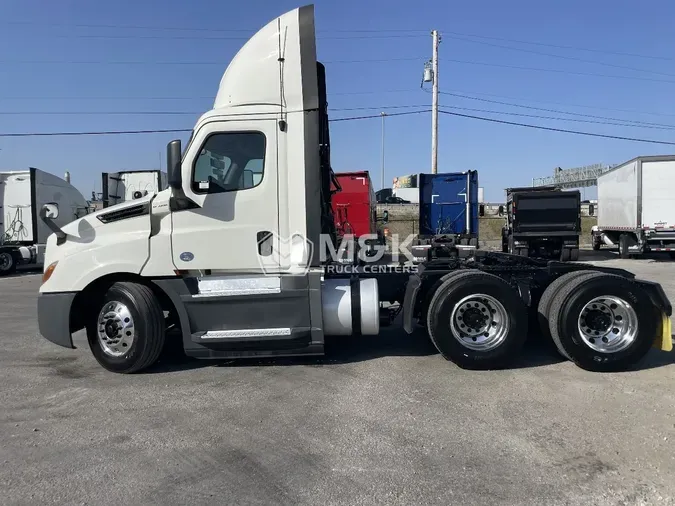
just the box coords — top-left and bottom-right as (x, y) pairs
(1, 0), (675, 202)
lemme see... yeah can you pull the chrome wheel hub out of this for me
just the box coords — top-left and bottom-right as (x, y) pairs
(577, 296), (638, 353)
(450, 294), (510, 351)
(97, 301), (135, 357)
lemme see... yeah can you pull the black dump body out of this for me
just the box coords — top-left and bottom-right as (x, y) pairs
(508, 187), (581, 237)
(502, 186), (581, 259)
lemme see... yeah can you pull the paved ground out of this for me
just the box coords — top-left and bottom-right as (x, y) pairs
(1, 251), (675, 506)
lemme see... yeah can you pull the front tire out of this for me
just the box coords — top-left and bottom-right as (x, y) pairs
(426, 270), (528, 369)
(86, 282), (166, 373)
(547, 273), (658, 372)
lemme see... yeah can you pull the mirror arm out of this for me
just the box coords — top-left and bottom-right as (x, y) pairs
(39, 206), (67, 245)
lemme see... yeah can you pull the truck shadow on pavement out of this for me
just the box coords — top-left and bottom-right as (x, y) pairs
(148, 329), (580, 374)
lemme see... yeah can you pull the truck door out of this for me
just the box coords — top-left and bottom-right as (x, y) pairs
(170, 119), (280, 273)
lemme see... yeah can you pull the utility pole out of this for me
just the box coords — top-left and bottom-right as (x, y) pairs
(431, 29), (440, 174)
(380, 111), (386, 189)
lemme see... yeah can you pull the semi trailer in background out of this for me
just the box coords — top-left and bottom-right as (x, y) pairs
(501, 186), (581, 261)
(101, 170), (167, 208)
(592, 155), (675, 258)
(331, 171), (383, 257)
(411, 171), (479, 262)
(0, 168), (88, 275)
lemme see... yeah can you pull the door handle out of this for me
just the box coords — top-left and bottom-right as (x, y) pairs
(257, 231), (273, 256)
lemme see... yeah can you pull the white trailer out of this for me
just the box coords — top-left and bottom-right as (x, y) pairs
(0, 168), (88, 275)
(101, 170), (167, 208)
(592, 155), (675, 258)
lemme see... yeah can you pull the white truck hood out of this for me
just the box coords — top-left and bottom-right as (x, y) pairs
(43, 193), (154, 267)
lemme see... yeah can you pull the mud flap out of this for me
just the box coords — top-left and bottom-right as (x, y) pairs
(654, 313), (673, 352)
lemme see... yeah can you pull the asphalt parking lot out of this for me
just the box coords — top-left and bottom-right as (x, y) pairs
(1, 250), (674, 506)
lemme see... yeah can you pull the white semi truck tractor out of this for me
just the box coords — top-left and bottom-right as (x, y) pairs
(0, 168), (88, 275)
(37, 5), (672, 373)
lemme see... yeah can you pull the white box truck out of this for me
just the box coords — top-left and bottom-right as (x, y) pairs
(35, 5), (672, 375)
(591, 155), (675, 258)
(0, 168), (88, 275)
(101, 170), (167, 208)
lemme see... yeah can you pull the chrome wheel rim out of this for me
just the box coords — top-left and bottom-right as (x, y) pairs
(97, 301), (135, 357)
(449, 294), (510, 351)
(577, 296), (638, 353)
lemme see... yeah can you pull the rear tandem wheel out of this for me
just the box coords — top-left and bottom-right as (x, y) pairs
(426, 270), (528, 369)
(542, 271), (658, 371)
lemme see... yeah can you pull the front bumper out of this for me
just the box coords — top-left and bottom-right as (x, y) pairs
(37, 292), (77, 349)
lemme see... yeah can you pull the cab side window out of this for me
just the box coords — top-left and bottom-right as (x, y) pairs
(192, 132), (266, 193)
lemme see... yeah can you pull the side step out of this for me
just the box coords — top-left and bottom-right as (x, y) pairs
(186, 326), (322, 359)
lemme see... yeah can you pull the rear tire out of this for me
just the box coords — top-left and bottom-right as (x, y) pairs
(469, 237), (478, 247)
(547, 273), (658, 372)
(0, 251), (17, 276)
(618, 234), (630, 259)
(86, 282), (166, 373)
(426, 270), (528, 369)
(570, 248), (579, 261)
(537, 271), (602, 360)
(592, 236), (601, 251)
(560, 248), (571, 262)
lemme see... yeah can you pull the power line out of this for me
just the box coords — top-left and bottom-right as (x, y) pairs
(444, 58), (675, 84)
(439, 109), (675, 146)
(0, 56), (425, 65)
(329, 109), (430, 122)
(42, 33), (426, 41)
(0, 89), (419, 100)
(0, 20), (425, 35)
(443, 35), (675, 78)
(3, 19), (672, 61)
(439, 30), (674, 62)
(0, 104), (431, 116)
(440, 92), (675, 128)
(443, 105), (675, 131)
(442, 89), (675, 119)
(0, 128), (192, 137)
(0, 109), (430, 137)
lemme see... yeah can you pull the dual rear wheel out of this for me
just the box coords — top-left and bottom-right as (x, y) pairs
(537, 271), (657, 371)
(426, 269), (659, 371)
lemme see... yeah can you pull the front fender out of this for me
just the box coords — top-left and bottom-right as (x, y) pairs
(40, 216), (151, 293)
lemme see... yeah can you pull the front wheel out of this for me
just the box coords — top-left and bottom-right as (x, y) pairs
(86, 282), (166, 373)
